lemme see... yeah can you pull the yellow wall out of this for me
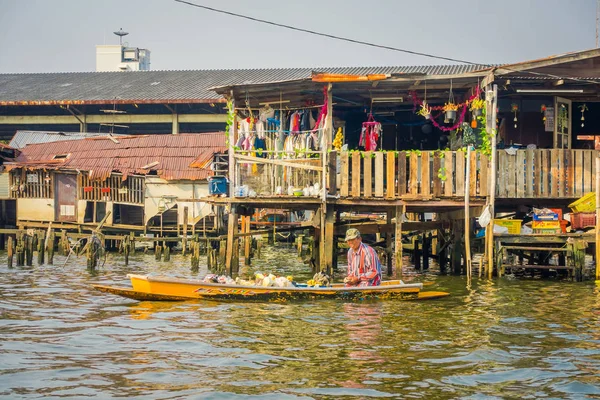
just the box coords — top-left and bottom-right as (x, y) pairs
(145, 177), (210, 225)
(17, 198), (55, 221)
(76, 200), (114, 225)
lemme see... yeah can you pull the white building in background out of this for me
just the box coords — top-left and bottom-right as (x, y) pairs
(96, 44), (151, 71)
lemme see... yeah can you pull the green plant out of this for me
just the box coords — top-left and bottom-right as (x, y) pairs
(469, 98), (485, 111)
(225, 100), (235, 147)
(416, 102), (431, 118)
(443, 102), (459, 112)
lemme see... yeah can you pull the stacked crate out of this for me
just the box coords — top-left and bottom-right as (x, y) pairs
(568, 192), (596, 230)
(532, 208), (563, 234)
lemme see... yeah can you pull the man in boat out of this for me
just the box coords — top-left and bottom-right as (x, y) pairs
(344, 228), (382, 287)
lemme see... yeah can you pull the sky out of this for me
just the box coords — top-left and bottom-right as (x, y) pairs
(0, 0), (596, 73)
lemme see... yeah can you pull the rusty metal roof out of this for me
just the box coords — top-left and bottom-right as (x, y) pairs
(0, 65), (489, 105)
(9, 130), (128, 149)
(9, 133), (226, 181)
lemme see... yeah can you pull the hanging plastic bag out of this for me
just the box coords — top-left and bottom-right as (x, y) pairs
(478, 205), (492, 227)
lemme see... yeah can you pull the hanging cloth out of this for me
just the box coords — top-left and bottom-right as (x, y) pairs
(360, 114), (381, 151)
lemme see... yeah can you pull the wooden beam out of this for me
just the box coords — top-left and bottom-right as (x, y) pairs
(233, 153), (323, 172)
(0, 114), (227, 125)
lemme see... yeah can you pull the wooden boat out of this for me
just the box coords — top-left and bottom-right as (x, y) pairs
(93, 274), (450, 302)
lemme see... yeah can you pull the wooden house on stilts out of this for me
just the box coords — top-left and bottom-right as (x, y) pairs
(211, 48), (600, 280)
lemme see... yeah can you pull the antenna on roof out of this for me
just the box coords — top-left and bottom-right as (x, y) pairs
(113, 28), (129, 46)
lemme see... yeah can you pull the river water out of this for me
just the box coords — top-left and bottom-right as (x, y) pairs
(1, 244), (600, 399)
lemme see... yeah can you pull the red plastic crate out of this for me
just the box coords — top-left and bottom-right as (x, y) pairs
(571, 212), (596, 229)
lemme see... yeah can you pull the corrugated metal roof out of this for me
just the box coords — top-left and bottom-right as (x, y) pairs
(9, 133), (226, 181)
(0, 65), (489, 105)
(9, 130), (127, 149)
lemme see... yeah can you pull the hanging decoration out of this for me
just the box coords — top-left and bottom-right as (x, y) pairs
(444, 80), (457, 123)
(416, 81), (431, 119)
(540, 104), (547, 124)
(579, 104), (588, 127)
(332, 127), (343, 151)
(511, 103), (519, 128)
(408, 86), (482, 132)
(359, 114), (382, 151)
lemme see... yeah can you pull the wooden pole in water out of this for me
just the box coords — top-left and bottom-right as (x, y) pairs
(596, 156), (600, 281)
(244, 216), (251, 266)
(395, 205), (404, 279)
(485, 84), (498, 279)
(465, 145), (472, 282)
(7, 236), (13, 268)
(163, 240), (170, 261)
(182, 206), (188, 256)
(37, 231), (45, 265)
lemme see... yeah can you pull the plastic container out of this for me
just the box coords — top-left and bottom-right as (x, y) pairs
(493, 219), (522, 235)
(568, 192), (596, 213)
(532, 220), (561, 229)
(571, 212), (596, 229)
(208, 176), (228, 195)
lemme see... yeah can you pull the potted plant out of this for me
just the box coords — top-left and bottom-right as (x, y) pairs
(417, 102), (431, 119)
(470, 98), (485, 117)
(443, 102), (459, 121)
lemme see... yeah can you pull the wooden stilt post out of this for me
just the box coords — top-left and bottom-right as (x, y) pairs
(47, 230), (54, 265)
(182, 206), (188, 256)
(37, 231), (45, 265)
(485, 84), (498, 279)
(596, 156), (600, 281)
(395, 205), (404, 278)
(163, 241), (170, 261)
(386, 210), (393, 276)
(25, 233), (33, 266)
(124, 235), (130, 266)
(7, 236), (13, 268)
(225, 205), (238, 276)
(324, 207), (335, 276)
(244, 216), (251, 266)
(155, 241), (162, 261)
(423, 233), (430, 270)
(465, 145), (472, 282)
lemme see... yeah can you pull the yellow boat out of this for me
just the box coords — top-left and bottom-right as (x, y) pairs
(93, 274), (450, 302)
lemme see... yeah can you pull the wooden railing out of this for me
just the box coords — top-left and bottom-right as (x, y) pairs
(335, 149), (600, 200)
(335, 150), (489, 199)
(497, 149), (599, 198)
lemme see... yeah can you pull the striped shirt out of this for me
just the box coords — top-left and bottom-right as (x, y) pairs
(347, 242), (382, 286)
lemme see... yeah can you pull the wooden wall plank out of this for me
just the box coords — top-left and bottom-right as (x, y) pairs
(432, 152), (441, 197)
(566, 150), (574, 197)
(340, 152), (349, 197)
(550, 149), (558, 197)
(497, 151), (506, 197)
(397, 151), (406, 196)
(421, 151), (430, 196)
(480, 153), (489, 196)
(409, 153), (418, 195)
(444, 151), (453, 197)
(469, 151), (477, 197)
(375, 152), (384, 197)
(363, 152), (372, 198)
(386, 152), (396, 199)
(455, 151), (465, 196)
(583, 150), (592, 193)
(516, 150), (525, 198)
(525, 149), (534, 197)
(351, 152), (361, 197)
(507, 153), (516, 197)
(575, 150), (583, 197)
(534, 150), (541, 197)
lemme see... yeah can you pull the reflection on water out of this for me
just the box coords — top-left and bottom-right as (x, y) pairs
(1, 244), (600, 399)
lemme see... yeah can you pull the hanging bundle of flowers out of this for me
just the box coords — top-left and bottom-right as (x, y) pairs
(416, 102), (432, 119)
(443, 102), (459, 121)
(470, 98), (485, 117)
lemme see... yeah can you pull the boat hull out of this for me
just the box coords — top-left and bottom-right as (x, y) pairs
(93, 284), (449, 302)
(91, 274), (449, 302)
